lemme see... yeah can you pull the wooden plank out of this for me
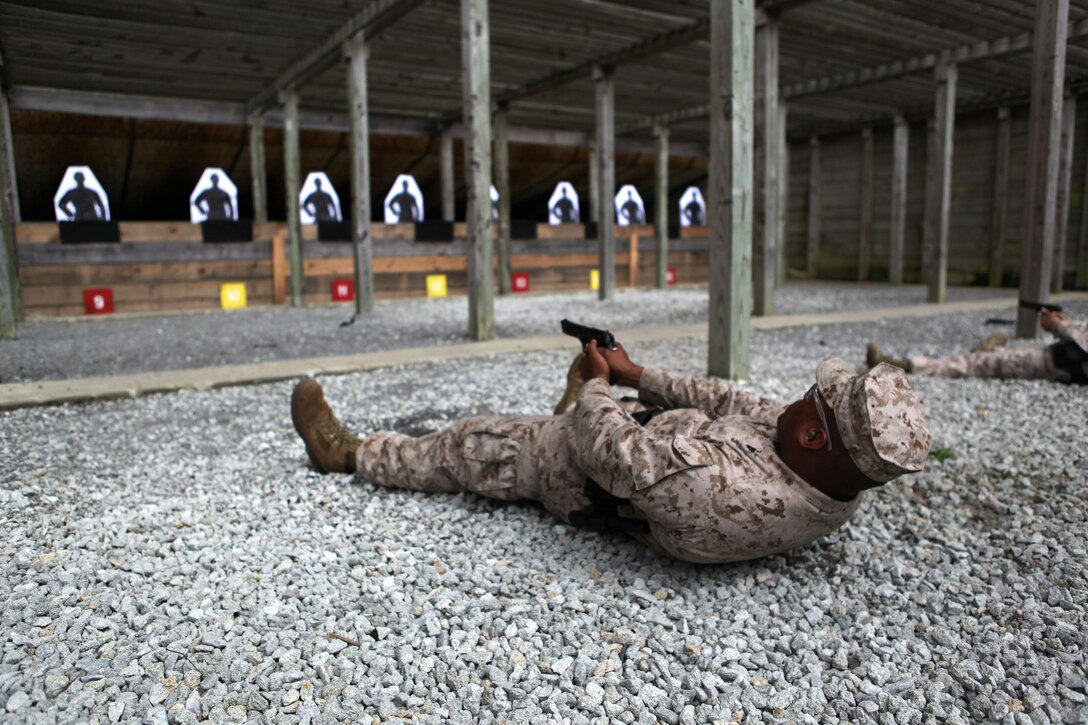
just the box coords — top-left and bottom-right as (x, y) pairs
(753, 13), (779, 316)
(272, 234), (287, 305)
(121, 222), (203, 243)
(17, 221), (287, 247)
(536, 224), (587, 240)
(250, 119), (268, 224)
(20, 260), (272, 285)
(23, 279), (274, 308)
(1017, 0), (1069, 336)
(17, 241), (275, 266)
(988, 107), (1011, 287)
(346, 33), (375, 316)
(707, 0), (754, 380)
(282, 88), (303, 307)
(595, 64), (616, 301)
(463, 0), (494, 341)
(307, 251), (636, 277)
(889, 115), (909, 285)
(806, 136), (820, 277)
(1052, 93), (1076, 293)
(858, 126), (874, 282)
(628, 233), (639, 287)
(927, 57), (957, 304)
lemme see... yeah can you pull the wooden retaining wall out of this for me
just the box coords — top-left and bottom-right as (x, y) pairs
(786, 102), (1086, 288)
(15, 222), (711, 317)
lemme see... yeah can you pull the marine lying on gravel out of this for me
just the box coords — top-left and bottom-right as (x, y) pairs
(291, 341), (932, 564)
(866, 308), (1088, 384)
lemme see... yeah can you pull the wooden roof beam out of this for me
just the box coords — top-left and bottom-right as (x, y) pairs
(245, 0), (427, 115)
(425, 17), (713, 130)
(785, 18), (1088, 99)
(620, 16), (1088, 135)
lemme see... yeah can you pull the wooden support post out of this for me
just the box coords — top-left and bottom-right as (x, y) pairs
(628, 232), (640, 287)
(753, 11), (779, 316)
(0, 83), (22, 327)
(889, 115), (909, 285)
(654, 122), (669, 288)
(0, 190), (13, 338)
(440, 126), (455, 222)
(921, 119), (936, 284)
(462, 0), (493, 340)
(1, 85), (20, 226)
(249, 117), (268, 224)
(1017, 0), (1069, 337)
(1053, 92), (1076, 293)
(494, 106), (512, 295)
(806, 136), (820, 278)
(989, 107), (1011, 287)
(927, 56), (957, 304)
(272, 233), (287, 305)
(281, 88), (304, 308)
(345, 34), (374, 316)
(594, 64), (616, 301)
(776, 102), (789, 287)
(588, 142), (599, 223)
(707, 0), (754, 380)
(858, 126), (874, 282)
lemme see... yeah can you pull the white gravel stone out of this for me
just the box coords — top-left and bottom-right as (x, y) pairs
(0, 286), (1085, 723)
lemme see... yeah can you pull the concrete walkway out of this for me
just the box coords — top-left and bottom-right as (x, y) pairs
(2, 291), (1085, 410)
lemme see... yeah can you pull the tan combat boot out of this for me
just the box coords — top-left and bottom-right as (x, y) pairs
(291, 379), (360, 473)
(970, 333), (1009, 353)
(553, 353), (585, 415)
(865, 342), (911, 372)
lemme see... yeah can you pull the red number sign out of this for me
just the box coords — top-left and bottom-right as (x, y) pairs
(512, 272), (530, 293)
(82, 288), (114, 315)
(332, 279), (355, 302)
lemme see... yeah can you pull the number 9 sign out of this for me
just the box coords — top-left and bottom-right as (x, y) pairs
(82, 288), (114, 315)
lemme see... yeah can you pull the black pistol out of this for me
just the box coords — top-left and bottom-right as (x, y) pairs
(560, 319), (618, 351)
(1019, 300), (1063, 313)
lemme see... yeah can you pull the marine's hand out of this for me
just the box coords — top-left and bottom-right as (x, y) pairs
(598, 342), (644, 389)
(580, 339), (611, 382)
(1041, 309), (1068, 332)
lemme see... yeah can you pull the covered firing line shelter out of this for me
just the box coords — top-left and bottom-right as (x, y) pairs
(1, 0), (1086, 378)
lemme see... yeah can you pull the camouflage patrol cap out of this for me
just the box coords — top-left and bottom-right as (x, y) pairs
(815, 357), (932, 482)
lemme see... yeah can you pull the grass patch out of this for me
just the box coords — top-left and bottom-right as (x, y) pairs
(928, 446), (955, 463)
(985, 468), (1014, 480)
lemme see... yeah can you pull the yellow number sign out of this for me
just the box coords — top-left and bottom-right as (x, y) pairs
(220, 283), (247, 309)
(590, 269), (600, 291)
(426, 274), (448, 298)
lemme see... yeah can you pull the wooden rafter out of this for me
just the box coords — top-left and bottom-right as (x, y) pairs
(246, 0), (427, 115)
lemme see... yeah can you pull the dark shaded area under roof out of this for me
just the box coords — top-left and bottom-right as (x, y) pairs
(2, 0), (1088, 219)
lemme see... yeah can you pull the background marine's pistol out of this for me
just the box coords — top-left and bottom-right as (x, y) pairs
(1019, 299), (1064, 313)
(560, 319), (618, 351)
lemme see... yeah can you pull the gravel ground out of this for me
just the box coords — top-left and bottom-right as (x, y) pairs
(0, 282), (1019, 383)
(1, 288), (1086, 723)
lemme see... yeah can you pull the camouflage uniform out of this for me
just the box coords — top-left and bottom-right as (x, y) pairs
(909, 320), (1088, 383)
(356, 359), (930, 565)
